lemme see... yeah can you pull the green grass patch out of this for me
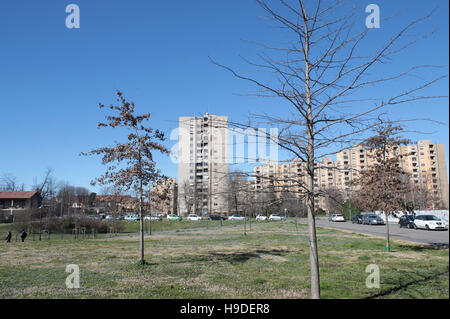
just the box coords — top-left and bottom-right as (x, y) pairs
(0, 221), (447, 299)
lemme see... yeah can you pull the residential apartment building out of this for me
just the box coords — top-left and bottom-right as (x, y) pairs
(150, 178), (178, 214)
(336, 140), (449, 209)
(397, 140), (448, 208)
(254, 159), (304, 196)
(253, 140), (449, 212)
(178, 113), (229, 216)
(253, 157), (338, 212)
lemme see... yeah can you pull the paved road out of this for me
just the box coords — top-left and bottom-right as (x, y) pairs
(298, 218), (449, 247)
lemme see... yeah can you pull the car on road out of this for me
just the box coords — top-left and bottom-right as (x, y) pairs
(329, 214), (345, 222)
(413, 215), (447, 231)
(124, 214), (140, 221)
(228, 214), (248, 221)
(209, 215), (226, 220)
(255, 214), (268, 221)
(187, 214), (202, 221)
(269, 214), (286, 221)
(398, 215), (415, 229)
(362, 214), (385, 225)
(105, 215), (114, 221)
(167, 214), (182, 221)
(351, 214), (363, 224)
(144, 215), (162, 221)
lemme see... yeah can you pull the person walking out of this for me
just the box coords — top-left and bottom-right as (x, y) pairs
(5, 231), (11, 243)
(20, 229), (27, 242)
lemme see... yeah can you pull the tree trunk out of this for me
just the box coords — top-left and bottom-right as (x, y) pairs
(307, 203), (320, 298)
(139, 186), (145, 264)
(304, 17), (321, 299)
(244, 216), (247, 235)
(138, 144), (145, 264)
(384, 211), (391, 252)
(306, 152), (320, 299)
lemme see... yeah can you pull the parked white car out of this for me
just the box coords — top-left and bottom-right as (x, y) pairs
(105, 215), (114, 220)
(228, 214), (247, 221)
(329, 214), (345, 222)
(187, 214), (202, 221)
(124, 214), (140, 221)
(269, 214), (286, 221)
(413, 215), (447, 230)
(255, 214), (268, 221)
(144, 215), (162, 221)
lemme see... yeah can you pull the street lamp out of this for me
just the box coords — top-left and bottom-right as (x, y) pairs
(347, 188), (352, 222)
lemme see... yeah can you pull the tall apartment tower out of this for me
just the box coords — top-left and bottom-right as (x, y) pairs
(178, 113), (229, 216)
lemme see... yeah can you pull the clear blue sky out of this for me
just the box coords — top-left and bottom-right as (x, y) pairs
(0, 0), (448, 192)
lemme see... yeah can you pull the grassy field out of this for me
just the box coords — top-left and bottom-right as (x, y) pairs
(0, 220), (448, 299)
(0, 219), (253, 240)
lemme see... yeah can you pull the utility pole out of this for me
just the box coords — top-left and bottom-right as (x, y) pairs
(39, 206), (43, 241)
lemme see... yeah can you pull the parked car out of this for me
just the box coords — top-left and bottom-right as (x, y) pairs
(362, 214), (385, 225)
(87, 214), (102, 220)
(124, 214), (140, 221)
(209, 215), (226, 220)
(187, 214), (202, 221)
(351, 214), (363, 224)
(398, 215), (415, 229)
(329, 214), (345, 222)
(255, 214), (268, 221)
(105, 215), (114, 221)
(269, 214), (286, 221)
(413, 215), (447, 231)
(167, 214), (182, 221)
(228, 214), (248, 221)
(144, 215), (162, 221)
(153, 212), (165, 218)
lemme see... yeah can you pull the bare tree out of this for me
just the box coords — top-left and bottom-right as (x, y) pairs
(225, 170), (247, 215)
(405, 178), (444, 211)
(32, 168), (57, 201)
(352, 124), (412, 252)
(81, 90), (169, 264)
(100, 185), (123, 196)
(57, 183), (76, 216)
(211, 0), (446, 298)
(0, 173), (24, 191)
(74, 186), (91, 209)
(322, 187), (345, 215)
(180, 180), (201, 216)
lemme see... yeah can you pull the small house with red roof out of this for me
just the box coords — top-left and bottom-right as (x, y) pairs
(0, 191), (42, 210)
